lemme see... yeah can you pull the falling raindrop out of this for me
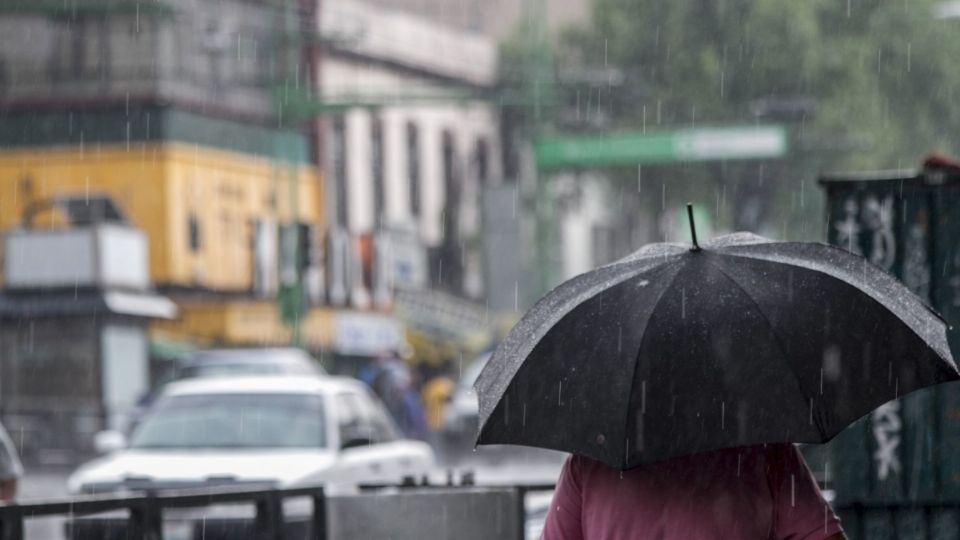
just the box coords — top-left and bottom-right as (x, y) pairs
(640, 380), (646, 414)
(791, 474), (796, 507)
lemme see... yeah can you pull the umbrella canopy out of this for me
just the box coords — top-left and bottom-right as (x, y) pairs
(475, 232), (959, 470)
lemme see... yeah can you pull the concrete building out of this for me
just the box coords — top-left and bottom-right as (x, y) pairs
(0, 0), (351, 461)
(358, 0), (591, 40)
(0, 205), (176, 464)
(318, 0), (500, 360)
(0, 0), (345, 353)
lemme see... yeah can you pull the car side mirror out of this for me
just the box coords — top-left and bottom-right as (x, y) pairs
(341, 437), (374, 450)
(93, 430), (127, 454)
(340, 424), (374, 450)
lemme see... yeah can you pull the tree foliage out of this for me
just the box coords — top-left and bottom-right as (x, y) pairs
(550, 0), (960, 237)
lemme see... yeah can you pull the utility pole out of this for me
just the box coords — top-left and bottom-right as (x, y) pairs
(522, 0), (558, 298)
(275, 0), (307, 346)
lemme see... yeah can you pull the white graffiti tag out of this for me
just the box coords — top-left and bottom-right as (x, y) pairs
(834, 198), (862, 255)
(872, 401), (902, 481)
(903, 222), (930, 298)
(862, 194), (896, 271)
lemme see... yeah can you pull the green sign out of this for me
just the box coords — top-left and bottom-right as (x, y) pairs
(534, 125), (787, 170)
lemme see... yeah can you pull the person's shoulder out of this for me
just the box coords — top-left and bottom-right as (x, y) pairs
(568, 454), (619, 477)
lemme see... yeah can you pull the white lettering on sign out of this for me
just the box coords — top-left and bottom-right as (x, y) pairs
(872, 401), (902, 481)
(862, 194), (896, 271)
(675, 128), (787, 161)
(834, 198), (862, 255)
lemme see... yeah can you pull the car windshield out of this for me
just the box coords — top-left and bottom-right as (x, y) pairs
(129, 393), (326, 450)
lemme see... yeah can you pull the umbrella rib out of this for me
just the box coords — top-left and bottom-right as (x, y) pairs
(710, 262), (821, 439)
(620, 262), (686, 469)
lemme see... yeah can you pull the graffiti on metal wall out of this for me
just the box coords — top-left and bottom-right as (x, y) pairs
(834, 198), (863, 256)
(836, 193), (903, 483)
(872, 401), (903, 481)
(903, 220), (930, 299)
(834, 194), (896, 270)
(862, 194), (896, 271)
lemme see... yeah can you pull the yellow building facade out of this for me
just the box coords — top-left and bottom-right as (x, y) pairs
(0, 142), (333, 348)
(0, 142), (323, 292)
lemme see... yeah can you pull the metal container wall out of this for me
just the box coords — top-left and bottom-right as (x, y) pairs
(822, 171), (960, 538)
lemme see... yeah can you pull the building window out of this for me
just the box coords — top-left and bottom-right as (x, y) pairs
(439, 130), (464, 293)
(188, 214), (201, 252)
(332, 117), (349, 227)
(406, 122), (421, 217)
(442, 131), (457, 206)
(474, 138), (489, 186)
(371, 117), (385, 227)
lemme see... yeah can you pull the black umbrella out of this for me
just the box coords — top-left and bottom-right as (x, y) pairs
(475, 209), (959, 470)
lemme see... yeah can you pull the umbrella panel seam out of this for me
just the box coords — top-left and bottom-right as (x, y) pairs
(620, 261), (686, 469)
(708, 260), (822, 439)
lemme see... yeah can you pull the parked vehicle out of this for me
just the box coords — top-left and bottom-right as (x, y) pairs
(439, 353), (490, 455)
(69, 376), (435, 538)
(72, 376), (433, 494)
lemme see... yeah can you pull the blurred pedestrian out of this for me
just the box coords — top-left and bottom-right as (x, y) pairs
(421, 361), (455, 431)
(365, 350), (429, 440)
(0, 421), (23, 502)
(542, 443), (845, 540)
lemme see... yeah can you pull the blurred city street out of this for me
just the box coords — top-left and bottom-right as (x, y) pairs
(2, 0), (960, 539)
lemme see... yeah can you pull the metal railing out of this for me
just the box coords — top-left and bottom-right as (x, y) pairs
(357, 480), (556, 540)
(0, 481), (557, 540)
(0, 484), (326, 540)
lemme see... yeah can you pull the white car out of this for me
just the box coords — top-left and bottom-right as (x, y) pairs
(69, 376), (435, 495)
(440, 353), (489, 454)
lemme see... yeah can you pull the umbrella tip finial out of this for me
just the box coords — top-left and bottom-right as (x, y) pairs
(687, 203), (701, 251)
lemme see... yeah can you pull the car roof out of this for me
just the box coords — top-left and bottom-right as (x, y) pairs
(161, 375), (366, 397)
(181, 348), (315, 366)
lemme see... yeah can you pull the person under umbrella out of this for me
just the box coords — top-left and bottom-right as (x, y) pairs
(476, 207), (958, 539)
